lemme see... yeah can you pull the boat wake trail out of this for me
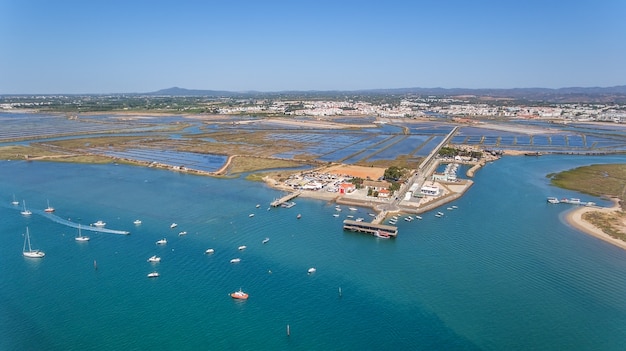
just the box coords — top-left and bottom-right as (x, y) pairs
(34, 210), (130, 235)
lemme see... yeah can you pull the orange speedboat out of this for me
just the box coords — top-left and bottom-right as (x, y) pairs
(230, 289), (249, 300)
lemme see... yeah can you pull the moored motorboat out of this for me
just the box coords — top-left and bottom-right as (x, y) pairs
(238, 245), (247, 251)
(178, 231), (187, 236)
(375, 230), (390, 239)
(170, 223), (177, 228)
(147, 272), (159, 278)
(230, 258), (241, 263)
(307, 267), (316, 274)
(547, 197), (560, 204)
(156, 238), (167, 245)
(262, 237), (270, 244)
(134, 219), (142, 225)
(205, 248), (215, 254)
(230, 288), (248, 300)
(148, 255), (161, 262)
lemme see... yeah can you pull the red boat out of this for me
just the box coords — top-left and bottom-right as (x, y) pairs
(230, 289), (249, 300)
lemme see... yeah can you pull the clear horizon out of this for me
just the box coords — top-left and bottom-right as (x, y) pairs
(1, 0), (625, 94)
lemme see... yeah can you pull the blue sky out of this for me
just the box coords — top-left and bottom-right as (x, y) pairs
(1, 0), (625, 94)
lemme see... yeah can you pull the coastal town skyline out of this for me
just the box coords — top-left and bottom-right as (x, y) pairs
(2, 0), (625, 94)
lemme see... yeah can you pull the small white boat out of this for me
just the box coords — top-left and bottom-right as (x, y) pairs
(415, 216), (423, 220)
(256, 204), (261, 208)
(74, 236), (89, 242)
(93, 220), (106, 227)
(333, 214), (340, 217)
(262, 237), (270, 244)
(435, 213), (442, 218)
(178, 231), (187, 236)
(349, 207), (358, 211)
(307, 267), (316, 274)
(447, 207), (453, 210)
(297, 214), (302, 219)
(22, 227), (45, 258)
(148, 255), (161, 262)
(452, 205), (458, 209)
(230, 258), (241, 264)
(44, 200), (55, 213)
(147, 272), (159, 278)
(133, 219), (142, 225)
(437, 212), (444, 216)
(238, 245), (247, 251)
(20, 200), (32, 216)
(249, 213), (255, 218)
(205, 248), (215, 254)
(170, 223), (178, 228)
(156, 238), (167, 245)
(75, 225), (90, 242)
(11, 194), (19, 206)
(355, 217), (364, 222)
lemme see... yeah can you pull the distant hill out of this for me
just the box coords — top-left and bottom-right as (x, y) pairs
(149, 87), (237, 96)
(147, 86), (626, 103)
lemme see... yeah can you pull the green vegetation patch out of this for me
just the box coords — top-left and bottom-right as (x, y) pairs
(0, 145), (62, 160)
(548, 164), (626, 202)
(229, 156), (308, 175)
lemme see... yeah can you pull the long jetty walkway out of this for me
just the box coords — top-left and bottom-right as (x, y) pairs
(370, 126), (460, 227)
(270, 191), (301, 207)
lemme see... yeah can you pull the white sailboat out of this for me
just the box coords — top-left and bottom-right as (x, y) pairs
(20, 200), (32, 216)
(11, 194), (19, 206)
(23, 227), (45, 258)
(75, 224), (90, 242)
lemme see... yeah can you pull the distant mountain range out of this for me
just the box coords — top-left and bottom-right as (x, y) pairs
(148, 86), (626, 103)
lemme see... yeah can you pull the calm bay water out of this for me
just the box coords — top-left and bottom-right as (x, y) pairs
(1, 155), (626, 350)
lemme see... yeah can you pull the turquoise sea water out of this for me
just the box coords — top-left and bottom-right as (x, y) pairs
(2, 155), (626, 350)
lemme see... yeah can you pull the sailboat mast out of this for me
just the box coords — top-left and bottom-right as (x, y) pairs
(24, 227), (30, 252)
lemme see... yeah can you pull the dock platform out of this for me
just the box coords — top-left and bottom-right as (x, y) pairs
(343, 219), (398, 237)
(271, 191), (301, 207)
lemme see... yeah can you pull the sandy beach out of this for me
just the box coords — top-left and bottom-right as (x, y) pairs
(565, 200), (626, 250)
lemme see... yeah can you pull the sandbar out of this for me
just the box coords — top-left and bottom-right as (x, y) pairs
(564, 200), (626, 250)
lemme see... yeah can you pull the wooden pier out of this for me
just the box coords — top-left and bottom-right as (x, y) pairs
(271, 191), (301, 207)
(343, 219), (398, 237)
